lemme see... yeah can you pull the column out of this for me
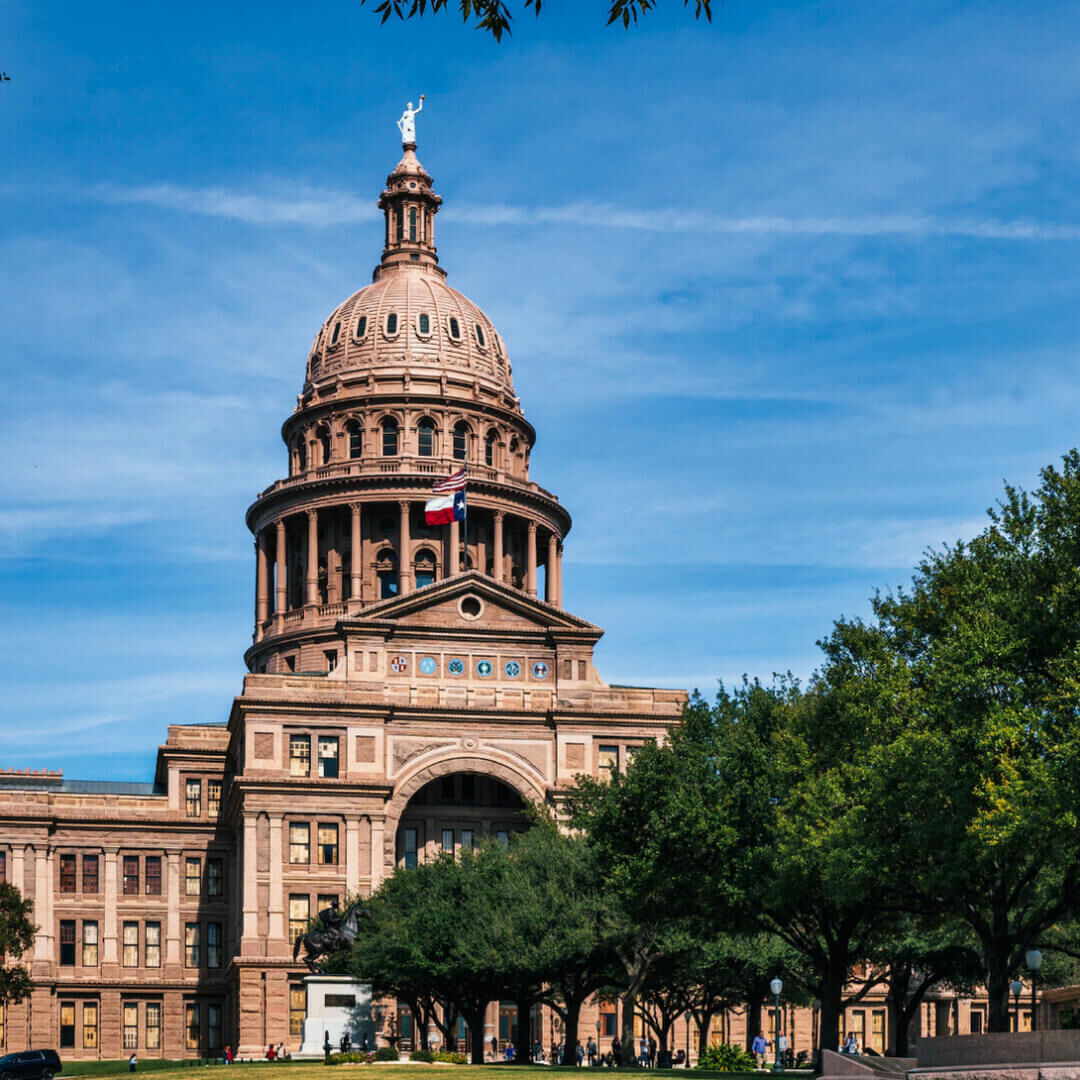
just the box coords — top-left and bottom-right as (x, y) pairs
(350, 503), (363, 602)
(242, 815), (258, 945)
(165, 852), (181, 971)
(526, 521), (538, 597)
(103, 848), (119, 965)
(268, 816), (284, 945)
(493, 511), (504, 583)
(346, 817), (361, 895)
(275, 519), (287, 613)
(556, 542), (563, 607)
(398, 500), (412, 596)
(449, 519), (460, 575)
(546, 532), (558, 604)
(370, 818), (386, 890)
(255, 531), (269, 630)
(33, 847), (51, 962)
(306, 509), (318, 606)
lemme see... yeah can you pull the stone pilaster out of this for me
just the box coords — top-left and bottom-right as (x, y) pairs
(527, 521), (538, 597)
(306, 509), (319, 606)
(275, 518), (287, 613)
(350, 503), (363, 602)
(546, 532), (558, 604)
(493, 511), (504, 582)
(399, 500), (412, 596)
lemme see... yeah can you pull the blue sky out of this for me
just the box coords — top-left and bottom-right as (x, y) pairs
(4, 0), (1080, 779)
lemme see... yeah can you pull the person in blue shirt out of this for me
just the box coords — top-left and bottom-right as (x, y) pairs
(752, 1031), (770, 1069)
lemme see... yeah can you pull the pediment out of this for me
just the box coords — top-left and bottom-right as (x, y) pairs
(340, 571), (602, 638)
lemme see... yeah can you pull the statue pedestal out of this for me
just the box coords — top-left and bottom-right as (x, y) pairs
(295, 974), (374, 1059)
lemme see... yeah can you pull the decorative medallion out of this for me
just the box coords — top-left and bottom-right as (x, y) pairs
(462, 736), (478, 750)
(419, 656), (437, 675)
(476, 659), (493, 677)
(504, 661), (521, 678)
(389, 654), (409, 674)
(532, 661), (550, 680)
(447, 658), (465, 676)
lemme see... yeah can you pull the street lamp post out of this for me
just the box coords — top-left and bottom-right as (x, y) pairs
(770, 978), (784, 1073)
(1010, 979), (1024, 1031)
(685, 1011), (692, 1069)
(1026, 949), (1043, 1032)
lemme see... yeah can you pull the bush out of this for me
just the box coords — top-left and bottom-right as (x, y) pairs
(374, 1046), (400, 1061)
(696, 1044), (757, 1072)
(410, 1050), (435, 1063)
(432, 1051), (467, 1064)
(325, 1052), (374, 1065)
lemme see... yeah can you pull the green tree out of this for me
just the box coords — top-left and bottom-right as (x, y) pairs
(0, 882), (35, 1019)
(360, 0), (712, 41)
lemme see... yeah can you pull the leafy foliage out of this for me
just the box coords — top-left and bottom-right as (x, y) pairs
(696, 1043), (756, 1071)
(0, 882), (35, 1009)
(373, 1046), (400, 1061)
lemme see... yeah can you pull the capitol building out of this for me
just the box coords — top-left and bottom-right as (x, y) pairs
(0, 130), (686, 1060)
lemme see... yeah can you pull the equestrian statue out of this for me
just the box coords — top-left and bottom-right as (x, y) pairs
(293, 897), (371, 971)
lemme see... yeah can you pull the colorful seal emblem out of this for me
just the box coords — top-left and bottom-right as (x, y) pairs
(476, 659), (493, 677)
(504, 661), (521, 678)
(532, 661), (549, 679)
(419, 656), (437, 675)
(389, 655), (408, 674)
(447, 658), (465, 676)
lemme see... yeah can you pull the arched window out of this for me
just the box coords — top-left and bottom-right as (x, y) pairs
(376, 548), (398, 600)
(381, 418), (399, 456)
(485, 430), (497, 468)
(475, 323), (486, 348)
(297, 440), (308, 473)
(417, 418), (435, 457)
(453, 422), (469, 461)
(330, 321), (341, 346)
(318, 427), (332, 466)
(395, 207), (403, 242)
(346, 421), (363, 460)
(418, 313), (430, 335)
(355, 315), (368, 340)
(409, 207), (417, 242)
(414, 549), (436, 590)
(448, 316), (461, 341)
(386, 312), (398, 335)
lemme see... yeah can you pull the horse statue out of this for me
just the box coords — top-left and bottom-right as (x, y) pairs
(293, 898), (371, 971)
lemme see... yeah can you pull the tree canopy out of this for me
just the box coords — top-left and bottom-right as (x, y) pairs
(0, 882), (35, 1013)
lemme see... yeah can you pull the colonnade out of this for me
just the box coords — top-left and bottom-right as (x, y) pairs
(254, 500), (563, 636)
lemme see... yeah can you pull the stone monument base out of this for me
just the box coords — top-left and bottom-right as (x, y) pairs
(910, 1032), (1080, 1080)
(295, 974), (375, 1059)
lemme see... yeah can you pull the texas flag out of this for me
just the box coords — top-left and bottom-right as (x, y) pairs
(424, 489), (467, 526)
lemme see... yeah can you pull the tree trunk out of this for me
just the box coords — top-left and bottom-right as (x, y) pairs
(819, 975), (846, 1053)
(621, 990), (640, 1068)
(465, 1005), (489, 1065)
(986, 950), (1014, 1033)
(513, 994), (533, 1064)
(696, 1013), (715, 1061)
(563, 992), (586, 1071)
(745, 1000), (763, 1052)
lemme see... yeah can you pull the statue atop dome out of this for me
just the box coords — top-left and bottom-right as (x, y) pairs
(397, 95), (425, 147)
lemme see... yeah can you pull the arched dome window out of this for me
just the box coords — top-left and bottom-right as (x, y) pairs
(485, 430), (497, 468)
(453, 422), (469, 462)
(317, 426), (332, 466)
(376, 548), (398, 600)
(409, 207), (417, 243)
(417, 418), (436, 458)
(448, 316), (462, 342)
(414, 548), (437, 590)
(386, 312), (399, 336)
(330, 321), (341, 347)
(475, 323), (486, 348)
(354, 315), (368, 341)
(418, 313), (431, 336)
(381, 418), (399, 457)
(346, 421), (363, 460)
(297, 440), (308, 474)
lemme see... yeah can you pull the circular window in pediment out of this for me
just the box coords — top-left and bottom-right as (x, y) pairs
(459, 595), (483, 620)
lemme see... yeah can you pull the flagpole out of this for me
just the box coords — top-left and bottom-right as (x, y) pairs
(462, 468), (468, 570)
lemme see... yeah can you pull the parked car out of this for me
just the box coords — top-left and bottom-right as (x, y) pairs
(0, 1050), (63, 1080)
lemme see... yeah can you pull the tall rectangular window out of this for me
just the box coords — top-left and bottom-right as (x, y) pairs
(317, 893), (338, 912)
(289, 987), (307, 1037)
(186, 1003), (200, 1050)
(207, 922), (223, 969)
(123, 855), (139, 895)
(598, 744), (619, 776)
(82, 921), (99, 967)
(289, 823), (310, 864)
(0, 850), (5, 883)
(318, 736), (339, 778)
(82, 853), (99, 894)
(461, 829), (474, 851)
(185, 778), (202, 817)
(288, 895), (310, 943)
(60, 920), (76, 966)
(123, 1002), (139, 1050)
(146, 1003), (161, 1050)
(185, 923), (200, 967)
(289, 735), (311, 777)
(145, 922), (161, 968)
(145, 855), (162, 895)
(207, 779), (222, 817)
(403, 827), (417, 870)
(207, 858), (223, 897)
(60, 1002), (75, 1048)
(83, 1002), (99, 1049)
(123, 922), (139, 967)
(59, 854), (76, 893)
(317, 823), (339, 865)
(496, 830), (509, 847)
(185, 857), (201, 896)
(441, 829), (455, 854)
(208, 1003), (222, 1050)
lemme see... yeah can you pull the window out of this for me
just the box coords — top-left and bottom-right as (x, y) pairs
(60, 854), (76, 893)
(145, 922), (161, 968)
(414, 549), (436, 589)
(207, 779), (222, 817)
(83, 1002), (98, 1049)
(186, 778), (202, 817)
(441, 829), (455, 854)
(403, 827), (418, 870)
(186, 1003), (200, 1050)
(185, 923), (200, 967)
(448, 316), (461, 340)
(317, 823), (339, 865)
(145, 856), (162, 896)
(475, 323), (486, 347)
(318, 736), (339, 779)
(60, 921), (76, 966)
(496, 830), (509, 847)
(970, 1007), (985, 1034)
(60, 1002), (75, 1048)
(417, 417), (435, 457)
(289, 734), (311, 777)
(208, 1003), (222, 1050)
(146, 1003), (161, 1050)
(82, 921), (98, 967)
(208, 858), (223, 897)
(289, 895), (310, 943)
(409, 207), (417, 242)
(325, 649), (338, 673)
(124, 1003), (138, 1050)
(355, 314), (368, 340)
(207, 922), (223, 968)
(83, 854), (98, 894)
(123, 855), (139, 895)
(185, 857), (201, 896)
(453, 422), (468, 461)
(319, 427), (332, 464)
(395, 206), (404, 242)
(317, 893), (338, 912)
(347, 421), (363, 459)
(386, 312), (398, 335)
(330, 321), (341, 346)
(598, 745), (619, 776)
(290, 987), (308, 1037)
(601, 1011), (617, 1038)
(382, 417), (398, 456)
(485, 431), (496, 467)
(123, 922), (139, 967)
(418, 313), (430, 335)
(289, 823), (310, 864)
(461, 829), (474, 850)
(0, 851), (5, 883)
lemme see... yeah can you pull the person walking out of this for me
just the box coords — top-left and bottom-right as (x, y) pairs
(640, 1038), (649, 1067)
(323, 1032), (333, 1062)
(752, 1031), (770, 1070)
(128, 1053), (137, 1073)
(587, 1036), (596, 1066)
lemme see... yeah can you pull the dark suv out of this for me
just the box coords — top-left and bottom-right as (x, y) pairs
(0, 1050), (63, 1080)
